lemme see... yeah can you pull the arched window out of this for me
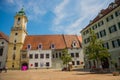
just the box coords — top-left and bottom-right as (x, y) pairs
(51, 43), (55, 49)
(27, 44), (31, 50)
(38, 43), (42, 49)
(72, 40), (77, 47)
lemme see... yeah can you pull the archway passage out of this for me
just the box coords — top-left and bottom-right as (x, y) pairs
(21, 63), (28, 71)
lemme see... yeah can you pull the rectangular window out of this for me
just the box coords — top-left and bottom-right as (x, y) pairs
(115, 10), (120, 17)
(29, 54), (33, 59)
(56, 53), (58, 58)
(40, 54), (44, 59)
(112, 39), (120, 48)
(72, 61), (75, 65)
(106, 15), (114, 22)
(0, 48), (3, 56)
(71, 53), (74, 57)
(35, 54), (38, 59)
(52, 54), (54, 58)
(118, 22), (120, 29)
(59, 52), (62, 58)
(109, 25), (117, 33)
(76, 61), (80, 65)
(46, 54), (49, 58)
(0, 62), (1, 67)
(98, 21), (104, 27)
(46, 62), (49, 67)
(102, 42), (109, 49)
(100, 29), (106, 37)
(92, 24), (97, 30)
(76, 53), (79, 57)
(35, 62), (38, 67)
(86, 30), (89, 34)
(96, 32), (99, 38)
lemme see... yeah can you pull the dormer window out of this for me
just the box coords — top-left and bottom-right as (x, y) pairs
(72, 40), (77, 47)
(38, 43), (42, 50)
(27, 44), (31, 50)
(51, 44), (55, 49)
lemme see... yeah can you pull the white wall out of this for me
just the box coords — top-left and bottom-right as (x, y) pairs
(0, 39), (8, 69)
(28, 50), (52, 68)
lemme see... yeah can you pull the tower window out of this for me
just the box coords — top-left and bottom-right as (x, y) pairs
(13, 46), (16, 50)
(13, 53), (15, 60)
(0, 48), (3, 56)
(18, 17), (20, 21)
(15, 33), (18, 36)
(14, 40), (17, 43)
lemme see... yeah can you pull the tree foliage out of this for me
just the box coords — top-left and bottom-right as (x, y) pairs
(85, 30), (110, 67)
(61, 48), (72, 67)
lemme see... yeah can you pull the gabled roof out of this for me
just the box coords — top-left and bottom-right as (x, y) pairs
(81, 0), (120, 32)
(0, 32), (9, 42)
(63, 35), (82, 48)
(22, 35), (66, 50)
(22, 35), (82, 50)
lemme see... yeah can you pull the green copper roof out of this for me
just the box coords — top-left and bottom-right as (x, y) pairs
(16, 8), (26, 16)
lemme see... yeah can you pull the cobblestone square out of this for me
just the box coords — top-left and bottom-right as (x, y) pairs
(0, 69), (120, 80)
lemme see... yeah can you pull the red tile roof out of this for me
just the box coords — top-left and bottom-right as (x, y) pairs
(63, 35), (82, 48)
(0, 32), (9, 42)
(22, 35), (82, 50)
(22, 35), (66, 50)
(81, 0), (120, 32)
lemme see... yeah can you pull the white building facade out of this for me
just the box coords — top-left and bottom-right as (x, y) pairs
(81, 0), (120, 69)
(0, 32), (8, 69)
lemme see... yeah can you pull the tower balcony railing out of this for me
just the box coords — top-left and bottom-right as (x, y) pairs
(11, 27), (24, 31)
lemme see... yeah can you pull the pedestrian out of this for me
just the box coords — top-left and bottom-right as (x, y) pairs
(5, 66), (8, 73)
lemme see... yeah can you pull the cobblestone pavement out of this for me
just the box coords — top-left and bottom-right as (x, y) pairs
(0, 69), (120, 80)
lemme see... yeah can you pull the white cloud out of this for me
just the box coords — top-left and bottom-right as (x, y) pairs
(53, 0), (69, 25)
(51, 0), (114, 34)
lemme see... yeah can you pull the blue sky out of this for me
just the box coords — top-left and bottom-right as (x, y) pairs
(0, 0), (114, 36)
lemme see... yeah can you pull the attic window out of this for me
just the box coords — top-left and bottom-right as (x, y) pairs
(27, 44), (31, 50)
(38, 43), (42, 49)
(72, 40), (77, 47)
(51, 44), (55, 49)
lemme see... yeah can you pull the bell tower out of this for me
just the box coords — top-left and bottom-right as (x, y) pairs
(6, 8), (28, 69)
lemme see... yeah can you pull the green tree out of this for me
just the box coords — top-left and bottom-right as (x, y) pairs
(61, 48), (72, 68)
(85, 30), (110, 68)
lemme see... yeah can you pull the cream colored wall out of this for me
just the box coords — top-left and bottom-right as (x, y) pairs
(81, 6), (120, 67)
(7, 15), (27, 69)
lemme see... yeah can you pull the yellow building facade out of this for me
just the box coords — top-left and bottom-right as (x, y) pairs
(6, 8), (28, 69)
